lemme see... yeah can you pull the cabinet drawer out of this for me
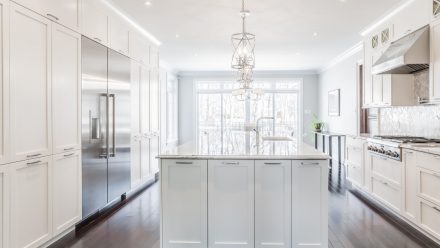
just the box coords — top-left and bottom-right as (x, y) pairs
(371, 155), (402, 185)
(420, 199), (440, 240)
(371, 176), (401, 212)
(347, 162), (363, 186)
(418, 168), (440, 206)
(416, 151), (440, 173)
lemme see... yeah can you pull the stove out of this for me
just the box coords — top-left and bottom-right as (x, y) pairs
(367, 135), (440, 161)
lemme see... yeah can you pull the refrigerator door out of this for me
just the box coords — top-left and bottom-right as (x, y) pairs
(107, 49), (131, 201)
(81, 36), (109, 218)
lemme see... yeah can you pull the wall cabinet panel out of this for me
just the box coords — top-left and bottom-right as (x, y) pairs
(0, 0), (8, 165)
(82, 0), (108, 46)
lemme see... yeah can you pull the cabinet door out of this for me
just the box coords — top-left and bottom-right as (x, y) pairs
(393, 0), (430, 41)
(419, 198), (440, 240)
(149, 69), (160, 174)
(363, 46), (373, 107)
(371, 53), (383, 105)
(150, 46), (159, 68)
(52, 151), (81, 236)
(161, 159), (208, 248)
(130, 33), (150, 65)
(82, 0), (108, 46)
(255, 160), (291, 248)
(52, 23), (81, 154)
(402, 150), (418, 224)
(208, 160), (254, 248)
(292, 160), (328, 248)
(0, 0), (8, 165)
(140, 67), (150, 179)
(10, 3), (52, 162)
(130, 63), (142, 187)
(10, 156), (52, 248)
(109, 16), (130, 56)
(431, 19), (440, 101)
(0, 165), (10, 248)
(45, 0), (80, 32)
(382, 74), (392, 106)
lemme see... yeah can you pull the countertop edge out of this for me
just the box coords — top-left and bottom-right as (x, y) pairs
(157, 155), (331, 160)
(401, 144), (440, 156)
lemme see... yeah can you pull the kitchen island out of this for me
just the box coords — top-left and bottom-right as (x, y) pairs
(158, 142), (330, 248)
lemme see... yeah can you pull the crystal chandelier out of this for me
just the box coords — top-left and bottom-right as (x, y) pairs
(231, 0), (263, 101)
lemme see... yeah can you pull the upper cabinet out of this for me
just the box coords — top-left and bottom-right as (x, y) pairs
(10, 3), (52, 161)
(109, 14), (130, 56)
(393, 0), (431, 41)
(51, 23), (81, 154)
(430, 19), (440, 101)
(12, 0), (80, 32)
(82, 0), (109, 46)
(0, 0), (8, 165)
(130, 32), (150, 66)
(150, 46), (160, 68)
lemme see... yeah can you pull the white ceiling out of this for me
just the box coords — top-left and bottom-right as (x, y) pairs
(111, 0), (406, 72)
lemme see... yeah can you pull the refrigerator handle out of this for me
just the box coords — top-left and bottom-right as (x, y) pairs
(109, 94), (116, 157)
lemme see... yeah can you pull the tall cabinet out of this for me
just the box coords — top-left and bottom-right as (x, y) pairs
(0, 0), (8, 166)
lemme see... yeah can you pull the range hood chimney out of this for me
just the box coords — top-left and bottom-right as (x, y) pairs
(372, 25), (430, 75)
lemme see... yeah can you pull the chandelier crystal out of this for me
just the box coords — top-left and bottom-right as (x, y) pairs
(231, 0), (263, 101)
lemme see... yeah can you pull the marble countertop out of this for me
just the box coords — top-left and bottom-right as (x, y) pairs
(401, 143), (440, 156)
(157, 142), (330, 160)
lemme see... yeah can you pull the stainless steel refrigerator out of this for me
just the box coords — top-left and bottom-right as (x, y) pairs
(81, 36), (131, 219)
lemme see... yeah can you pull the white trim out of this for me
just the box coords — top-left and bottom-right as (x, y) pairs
(101, 0), (162, 46)
(359, 0), (416, 37)
(320, 42), (364, 73)
(178, 70), (318, 78)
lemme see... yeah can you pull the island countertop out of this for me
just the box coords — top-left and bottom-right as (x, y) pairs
(157, 142), (330, 160)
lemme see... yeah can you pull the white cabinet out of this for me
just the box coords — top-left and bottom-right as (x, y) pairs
(109, 15), (130, 56)
(10, 3), (52, 162)
(82, 0), (108, 46)
(150, 69), (160, 174)
(150, 46), (159, 68)
(346, 137), (365, 187)
(161, 160), (208, 248)
(52, 23), (81, 154)
(10, 156), (52, 248)
(130, 62), (142, 187)
(255, 160), (291, 248)
(0, 0), (8, 165)
(292, 160), (328, 248)
(208, 160), (254, 248)
(52, 151), (81, 236)
(130, 32), (150, 65)
(419, 198), (440, 240)
(402, 150), (419, 224)
(430, 19), (440, 101)
(393, 0), (430, 41)
(12, 0), (80, 32)
(0, 165), (10, 248)
(140, 67), (152, 179)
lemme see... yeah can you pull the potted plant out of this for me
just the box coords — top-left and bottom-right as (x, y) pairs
(312, 114), (324, 132)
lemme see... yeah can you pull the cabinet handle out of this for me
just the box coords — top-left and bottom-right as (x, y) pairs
(434, 156), (440, 160)
(27, 153), (42, 158)
(27, 160), (42, 166)
(222, 162), (240, 165)
(46, 13), (59, 21)
(434, 206), (440, 213)
(300, 162), (320, 166)
(64, 147), (75, 151)
(175, 161), (193, 165)
(94, 37), (102, 43)
(63, 153), (75, 158)
(264, 162), (282, 165)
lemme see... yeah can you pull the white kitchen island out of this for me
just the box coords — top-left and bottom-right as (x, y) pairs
(158, 143), (330, 248)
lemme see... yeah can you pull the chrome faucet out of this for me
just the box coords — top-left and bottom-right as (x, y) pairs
(254, 117), (275, 154)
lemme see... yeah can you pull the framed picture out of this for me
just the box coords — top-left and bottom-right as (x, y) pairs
(328, 89), (340, 116)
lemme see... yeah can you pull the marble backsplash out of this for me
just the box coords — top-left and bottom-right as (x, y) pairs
(379, 70), (440, 138)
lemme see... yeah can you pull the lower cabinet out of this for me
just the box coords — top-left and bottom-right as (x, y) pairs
(402, 150), (418, 223)
(52, 151), (81, 236)
(161, 159), (208, 248)
(10, 157), (52, 248)
(292, 160), (328, 248)
(208, 160), (255, 248)
(419, 198), (440, 240)
(255, 160), (291, 248)
(0, 166), (9, 248)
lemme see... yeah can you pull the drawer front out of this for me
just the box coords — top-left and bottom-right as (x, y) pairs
(346, 137), (364, 165)
(371, 155), (402, 185)
(418, 168), (440, 206)
(371, 176), (401, 212)
(347, 162), (363, 186)
(420, 199), (440, 240)
(416, 152), (440, 173)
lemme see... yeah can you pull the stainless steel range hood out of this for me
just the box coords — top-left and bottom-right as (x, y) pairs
(372, 26), (430, 75)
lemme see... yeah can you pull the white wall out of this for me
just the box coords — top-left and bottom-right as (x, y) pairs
(178, 71), (320, 148)
(318, 49), (362, 136)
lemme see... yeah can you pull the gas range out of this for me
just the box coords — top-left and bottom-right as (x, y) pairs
(367, 136), (440, 161)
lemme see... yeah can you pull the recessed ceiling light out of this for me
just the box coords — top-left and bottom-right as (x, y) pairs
(144, 1), (152, 6)
(313, 32), (318, 37)
(175, 34), (180, 38)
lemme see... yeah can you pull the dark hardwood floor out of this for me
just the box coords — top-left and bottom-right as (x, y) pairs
(51, 162), (439, 248)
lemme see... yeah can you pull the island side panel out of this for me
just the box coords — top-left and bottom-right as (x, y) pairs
(292, 160), (329, 248)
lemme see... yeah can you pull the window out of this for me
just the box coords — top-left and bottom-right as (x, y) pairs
(196, 79), (302, 154)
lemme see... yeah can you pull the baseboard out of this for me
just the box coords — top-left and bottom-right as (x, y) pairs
(350, 185), (440, 248)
